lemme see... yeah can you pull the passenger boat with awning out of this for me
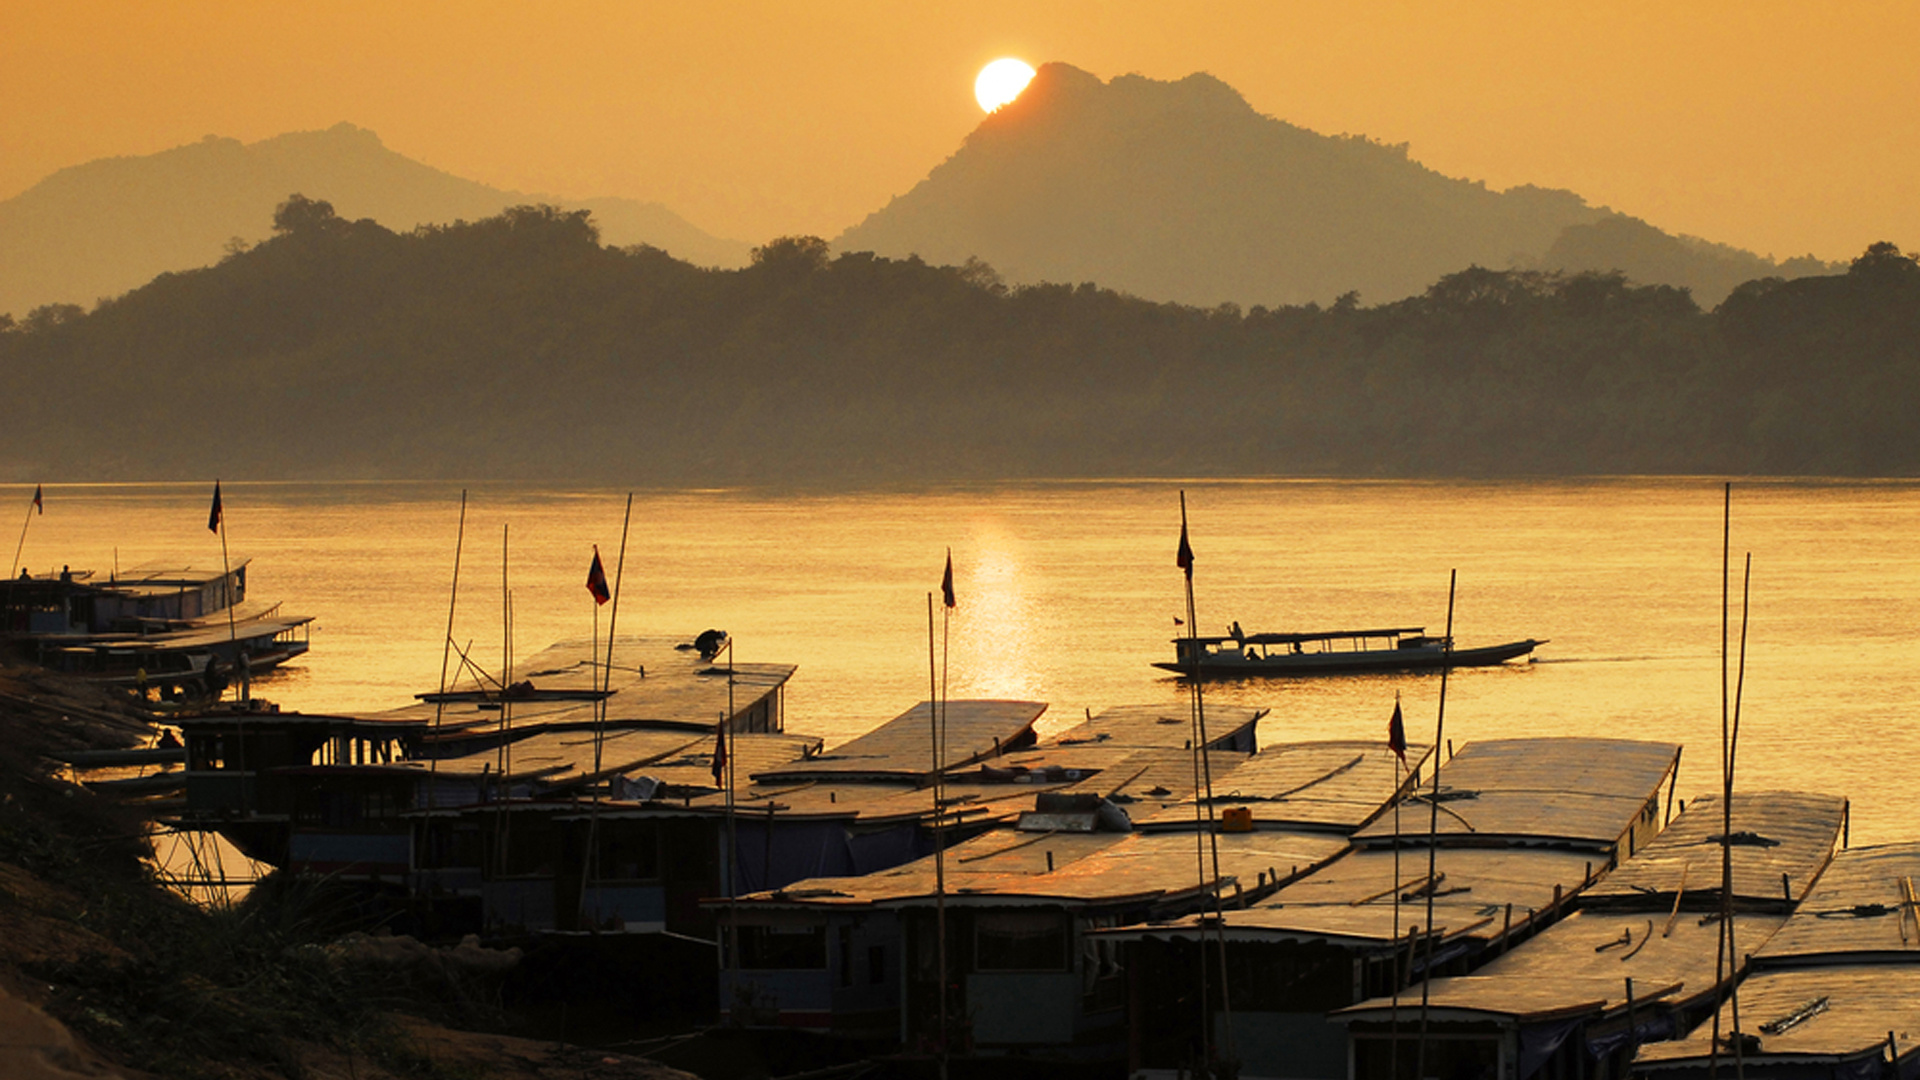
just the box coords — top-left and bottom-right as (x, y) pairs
(1152, 626), (1543, 677)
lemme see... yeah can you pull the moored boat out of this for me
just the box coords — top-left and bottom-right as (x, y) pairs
(1152, 625), (1543, 677)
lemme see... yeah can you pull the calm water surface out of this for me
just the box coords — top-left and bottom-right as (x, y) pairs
(14, 478), (1919, 845)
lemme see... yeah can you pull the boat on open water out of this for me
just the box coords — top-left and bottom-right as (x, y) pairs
(1153, 625), (1543, 677)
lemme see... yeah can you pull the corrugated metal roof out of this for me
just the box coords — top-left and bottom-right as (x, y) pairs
(429, 725), (702, 780)
(1351, 738), (1678, 849)
(1138, 740), (1433, 833)
(1635, 966), (1920, 1070)
(754, 700), (1045, 783)
(1111, 846), (1604, 949)
(627, 732), (822, 792)
(737, 827), (1350, 909)
(1752, 842), (1920, 966)
(1583, 791), (1846, 909)
(1336, 911), (1786, 1024)
(1039, 703), (1264, 752)
(1059, 746), (1252, 813)
(364, 635), (794, 731)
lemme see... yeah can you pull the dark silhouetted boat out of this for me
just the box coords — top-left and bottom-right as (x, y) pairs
(1152, 626), (1543, 677)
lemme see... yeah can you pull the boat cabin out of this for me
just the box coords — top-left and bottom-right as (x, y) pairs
(1103, 737), (1681, 1079)
(1634, 841), (1920, 1080)
(1334, 791), (1849, 1080)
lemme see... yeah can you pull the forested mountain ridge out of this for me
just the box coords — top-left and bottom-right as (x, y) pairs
(0, 123), (750, 319)
(1, 198), (1914, 484)
(839, 64), (1838, 309)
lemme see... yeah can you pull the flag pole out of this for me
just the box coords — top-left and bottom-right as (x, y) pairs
(723, 635), (739, 1000)
(1415, 569), (1457, 1080)
(6, 484), (43, 626)
(1176, 491), (1213, 1072)
(1390, 692), (1405, 1080)
(428, 490), (468, 813)
(580, 498), (633, 927)
(927, 591), (949, 1075)
(9, 484), (40, 580)
(212, 482), (239, 698)
(1712, 483), (1730, 1080)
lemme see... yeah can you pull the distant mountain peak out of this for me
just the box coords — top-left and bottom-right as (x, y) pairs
(840, 64), (1827, 308)
(0, 124), (749, 317)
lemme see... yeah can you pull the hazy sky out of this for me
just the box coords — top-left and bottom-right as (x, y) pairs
(5, 1), (1914, 261)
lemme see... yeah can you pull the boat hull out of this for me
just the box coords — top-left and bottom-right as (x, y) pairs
(1153, 639), (1543, 678)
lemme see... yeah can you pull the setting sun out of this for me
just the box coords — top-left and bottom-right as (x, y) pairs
(974, 58), (1036, 112)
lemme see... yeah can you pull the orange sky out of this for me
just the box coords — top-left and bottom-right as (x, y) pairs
(4, 0), (1915, 261)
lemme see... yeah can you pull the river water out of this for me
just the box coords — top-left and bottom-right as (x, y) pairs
(13, 478), (1919, 845)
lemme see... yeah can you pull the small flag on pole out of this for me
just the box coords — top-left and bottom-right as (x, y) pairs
(30, 485), (42, 515)
(1176, 521), (1194, 580)
(586, 545), (611, 605)
(710, 719), (728, 786)
(1387, 698), (1408, 767)
(941, 548), (956, 609)
(207, 482), (223, 533)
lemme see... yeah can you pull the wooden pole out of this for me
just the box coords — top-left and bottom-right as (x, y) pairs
(427, 490), (467, 812)
(927, 593), (949, 1078)
(216, 482), (238, 666)
(1725, 549), (1753, 1080)
(1178, 490), (1230, 1069)
(1390, 719), (1404, 1080)
(1415, 569), (1458, 1080)
(577, 495), (635, 925)
(8, 487), (36, 580)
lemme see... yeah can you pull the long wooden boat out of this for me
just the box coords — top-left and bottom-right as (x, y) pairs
(1152, 626), (1543, 677)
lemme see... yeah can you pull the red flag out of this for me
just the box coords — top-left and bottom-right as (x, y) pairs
(1387, 699), (1408, 766)
(586, 545), (611, 605)
(1176, 521), (1194, 580)
(710, 720), (728, 786)
(941, 548), (955, 609)
(30, 484), (41, 515)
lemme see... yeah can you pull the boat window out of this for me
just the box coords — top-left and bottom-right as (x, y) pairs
(974, 910), (1071, 972)
(596, 821), (661, 881)
(737, 924), (828, 970)
(500, 818), (560, 877)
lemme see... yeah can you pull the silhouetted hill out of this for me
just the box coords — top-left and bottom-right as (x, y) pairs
(1, 200), (1915, 484)
(839, 64), (1830, 308)
(1538, 216), (1840, 306)
(0, 124), (750, 317)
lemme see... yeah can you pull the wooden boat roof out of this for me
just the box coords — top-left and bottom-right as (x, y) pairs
(1635, 966), (1920, 1071)
(624, 732), (823, 792)
(295, 725), (704, 783)
(1058, 747), (1254, 812)
(1172, 627), (1426, 646)
(1335, 976), (1683, 1027)
(364, 635), (794, 730)
(1351, 737), (1679, 850)
(176, 708), (436, 733)
(1750, 842), (1920, 966)
(704, 776), (1069, 826)
(1039, 703), (1265, 752)
(1581, 791), (1847, 910)
(1336, 910), (1786, 1026)
(1136, 740), (1433, 833)
(1108, 845), (1604, 950)
(736, 827), (1350, 910)
(752, 700), (1045, 783)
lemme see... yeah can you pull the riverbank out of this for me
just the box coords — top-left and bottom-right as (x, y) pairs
(0, 662), (697, 1080)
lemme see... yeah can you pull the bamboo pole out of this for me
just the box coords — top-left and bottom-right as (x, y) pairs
(1415, 570), (1458, 1080)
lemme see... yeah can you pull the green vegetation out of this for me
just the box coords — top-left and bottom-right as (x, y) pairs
(2, 197), (1916, 483)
